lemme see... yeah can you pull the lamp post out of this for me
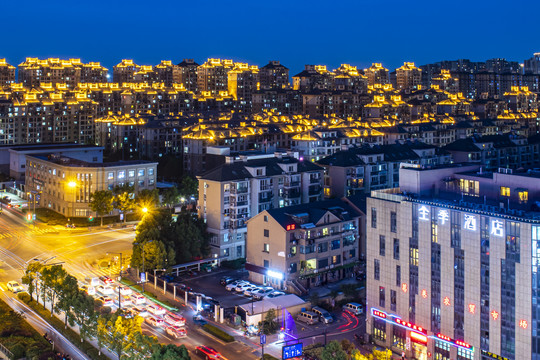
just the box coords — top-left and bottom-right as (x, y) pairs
(107, 252), (123, 309)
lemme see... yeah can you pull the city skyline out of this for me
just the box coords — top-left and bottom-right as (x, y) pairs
(2, 0), (539, 72)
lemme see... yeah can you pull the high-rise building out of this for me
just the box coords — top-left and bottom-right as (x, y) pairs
(177, 59), (199, 92)
(524, 53), (540, 75)
(228, 63), (259, 113)
(113, 59), (140, 83)
(366, 163), (540, 360)
(395, 62), (422, 90)
(197, 58), (234, 95)
(0, 59), (16, 86)
(259, 61), (289, 90)
(153, 60), (180, 85)
(365, 63), (389, 86)
(18, 58), (106, 88)
(292, 65), (335, 92)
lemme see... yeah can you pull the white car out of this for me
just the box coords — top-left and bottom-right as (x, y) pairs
(265, 291), (285, 299)
(131, 294), (146, 305)
(96, 285), (114, 295)
(166, 325), (187, 338)
(6, 281), (24, 293)
(252, 288), (273, 300)
(225, 280), (246, 291)
(131, 306), (149, 317)
(115, 295), (132, 307)
(243, 286), (261, 297)
(117, 286), (133, 296)
(145, 316), (164, 327)
(80, 285), (96, 296)
(235, 283), (253, 293)
(164, 312), (186, 327)
(147, 304), (166, 316)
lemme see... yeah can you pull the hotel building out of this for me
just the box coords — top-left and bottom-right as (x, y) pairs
(366, 163), (540, 360)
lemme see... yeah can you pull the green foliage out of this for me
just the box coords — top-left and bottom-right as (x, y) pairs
(162, 186), (180, 208)
(22, 261), (43, 301)
(262, 354), (280, 360)
(340, 283), (359, 298)
(113, 184), (135, 223)
(201, 324), (235, 343)
(150, 344), (191, 360)
(178, 176), (198, 198)
(171, 211), (211, 263)
(136, 189), (160, 208)
(221, 258), (246, 269)
(41, 264), (69, 315)
(89, 190), (114, 226)
(321, 341), (348, 360)
(262, 308), (279, 334)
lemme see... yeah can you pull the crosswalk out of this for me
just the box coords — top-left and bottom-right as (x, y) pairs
(0, 228), (57, 240)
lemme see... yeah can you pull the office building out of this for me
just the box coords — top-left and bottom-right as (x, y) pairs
(366, 163), (540, 360)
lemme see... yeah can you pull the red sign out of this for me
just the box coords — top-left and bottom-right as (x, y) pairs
(436, 333), (451, 342)
(372, 309), (387, 319)
(395, 318), (426, 334)
(286, 224), (296, 231)
(455, 340), (472, 349)
(410, 331), (428, 344)
(436, 333), (472, 350)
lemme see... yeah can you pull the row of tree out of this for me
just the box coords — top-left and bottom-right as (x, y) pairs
(21, 262), (190, 359)
(304, 340), (392, 360)
(130, 209), (211, 270)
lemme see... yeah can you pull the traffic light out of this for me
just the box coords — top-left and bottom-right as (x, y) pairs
(26, 213), (32, 221)
(88, 215), (94, 222)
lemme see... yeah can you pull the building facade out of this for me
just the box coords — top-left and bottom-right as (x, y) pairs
(366, 163), (540, 360)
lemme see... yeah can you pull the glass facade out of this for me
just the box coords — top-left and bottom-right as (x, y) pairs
(431, 207), (441, 333)
(532, 226), (540, 359)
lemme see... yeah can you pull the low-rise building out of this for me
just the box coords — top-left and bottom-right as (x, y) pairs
(25, 154), (157, 217)
(246, 198), (361, 293)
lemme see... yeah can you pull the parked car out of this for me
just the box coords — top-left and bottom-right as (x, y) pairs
(131, 306), (149, 317)
(192, 314), (208, 326)
(96, 285), (114, 295)
(187, 270), (198, 277)
(164, 312), (186, 327)
(343, 302), (364, 316)
(252, 288), (273, 300)
(147, 304), (166, 316)
(130, 294), (146, 305)
(177, 283), (192, 292)
(243, 286), (261, 297)
(297, 311), (319, 325)
(265, 291), (285, 299)
(158, 274), (175, 282)
(97, 296), (113, 307)
(225, 280), (246, 291)
(166, 325), (187, 338)
(6, 281), (24, 293)
(99, 276), (113, 285)
(220, 276), (235, 286)
(234, 283), (252, 293)
(312, 306), (333, 324)
(145, 316), (164, 327)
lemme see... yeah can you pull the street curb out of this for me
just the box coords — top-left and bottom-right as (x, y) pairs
(196, 327), (235, 346)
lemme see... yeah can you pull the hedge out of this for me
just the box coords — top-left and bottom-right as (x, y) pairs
(201, 324), (235, 343)
(262, 354), (280, 360)
(18, 293), (109, 360)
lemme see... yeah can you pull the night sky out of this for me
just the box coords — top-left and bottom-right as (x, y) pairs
(3, 0), (538, 74)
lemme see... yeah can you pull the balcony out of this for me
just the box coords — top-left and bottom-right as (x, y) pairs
(284, 181), (300, 188)
(230, 186), (248, 194)
(284, 189), (301, 199)
(259, 192), (273, 203)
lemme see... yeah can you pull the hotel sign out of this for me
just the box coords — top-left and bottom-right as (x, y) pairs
(481, 350), (509, 360)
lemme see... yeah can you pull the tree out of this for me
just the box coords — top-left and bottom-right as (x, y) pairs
(56, 274), (79, 326)
(151, 344), (191, 360)
(132, 240), (174, 271)
(136, 189), (160, 209)
(21, 261), (43, 302)
(69, 291), (97, 342)
(262, 308), (278, 334)
(320, 340), (348, 360)
(162, 186), (179, 208)
(89, 190), (114, 226)
(178, 175), (198, 198)
(171, 211), (211, 263)
(113, 184), (135, 223)
(41, 265), (68, 315)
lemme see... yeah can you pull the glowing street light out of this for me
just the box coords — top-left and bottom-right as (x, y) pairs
(141, 207), (148, 214)
(67, 181), (77, 188)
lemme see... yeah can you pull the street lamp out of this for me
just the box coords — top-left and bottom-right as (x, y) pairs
(107, 252), (123, 309)
(141, 207), (148, 214)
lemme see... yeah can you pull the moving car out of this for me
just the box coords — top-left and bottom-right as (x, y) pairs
(166, 325), (187, 338)
(196, 345), (221, 359)
(164, 312), (186, 327)
(99, 276), (113, 285)
(130, 293), (146, 305)
(114, 295), (132, 307)
(117, 286), (133, 296)
(131, 306), (149, 317)
(80, 285), (96, 296)
(97, 296), (113, 307)
(6, 281), (24, 293)
(192, 314), (208, 326)
(343, 302), (364, 316)
(147, 304), (166, 316)
(96, 285), (114, 295)
(145, 316), (164, 327)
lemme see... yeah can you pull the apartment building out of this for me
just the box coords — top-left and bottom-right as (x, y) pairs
(259, 61), (289, 90)
(366, 163), (540, 360)
(365, 63), (390, 86)
(228, 63), (259, 113)
(0, 59), (16, 86)
(395, 62), (422, 91)
(198, 152), (325, 260)
(246, 198), (361, 292)
(197, 58), (234, 95)
(113, 59), (140, 83)
(18, 58), (107, 88)
(318, 142), (452, 198)
(25, 153), (157, 217)
(177, 59), (199, 92)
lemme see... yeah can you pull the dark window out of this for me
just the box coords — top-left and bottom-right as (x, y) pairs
(396, 265), (401, 286)
(371, 207), (377, 228)
(318, 258), (329, 269)
(379, 235), (386, 256)
(263, 260), (269, 268)
(390, 290), (397, 311)
(390, 211), (397, 233)
(374, 259), (380, 280)
(379, 286), (385, 307)
(290, 262), (297, 273)
(331, 239), (341, 250)
(264, 229), (269, 237)
(393, 238), (400, 260)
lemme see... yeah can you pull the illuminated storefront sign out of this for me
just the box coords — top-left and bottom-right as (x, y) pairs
(410, 331), (428, 344)
(418, 206), (430, 220)
(434, 333), (473, 351)
(463, 214), (477, 231)
(286, 224), (296, 231)
(267, 270), (283, 280)
(372, 309), (426, 334)
(491, 220), (504, 237)
(481, 350), (509, 360)
(372, 309), (387, 319)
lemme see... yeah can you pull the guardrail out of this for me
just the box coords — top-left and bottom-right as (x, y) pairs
(0, 341), (15, 360)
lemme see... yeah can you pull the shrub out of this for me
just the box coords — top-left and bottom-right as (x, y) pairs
(262, 354), (280, 360)
(17, 292), (31, 303)
(201, 324), (235, 343)
(221, 258), (246, 270)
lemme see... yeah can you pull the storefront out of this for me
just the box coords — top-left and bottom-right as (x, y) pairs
(245, 262), (285, 289)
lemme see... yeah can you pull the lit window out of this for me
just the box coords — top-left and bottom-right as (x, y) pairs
(128, 170), (135, 177)
(263, 243), (269, 252)
(138, 169), (145, 177)
(500, 186), (510, 197)
(519, 190), (528, 203)
(148, 168), (154, 176)
(108, 172), (114, 180)
(118, 170), (125, 179)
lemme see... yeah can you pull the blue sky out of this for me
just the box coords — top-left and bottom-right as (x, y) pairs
(3, 0), (538, 74)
